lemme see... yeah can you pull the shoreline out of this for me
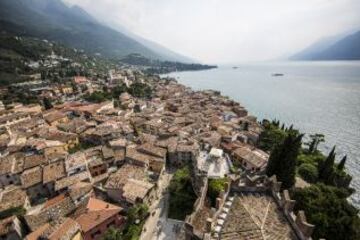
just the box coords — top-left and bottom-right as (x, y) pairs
(160, 67), (360, 210)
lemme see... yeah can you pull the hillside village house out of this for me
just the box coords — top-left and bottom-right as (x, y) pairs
(0, 154), (22, 187)
(169, 142), (200, 167)
(42, 160), (66, 196)
(75, 198), (125, 240)
(25, 139), (68, 159)
(43, 111), (69, 127)
(37, 130), (79, 150)
(0, 187), (30, 214)
(104, 164), (156, 206)
(87, 158), (108, 183)
(65, 152), (87, 176)
(0, 112), (31, 128)
(232, 146), (269, 172)
(25, 217), (83, 240)
(137, 143), (166, 174)
(73, 76), (89, 86)
(20, 166), (46, 202)
(54, 171), (91, 193)
(125, 145), (165, 175)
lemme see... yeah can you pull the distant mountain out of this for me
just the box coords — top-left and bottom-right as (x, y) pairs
(0, 0), (190, 62)
(291, 30), (360, 60)
(112, 23), (195, 63)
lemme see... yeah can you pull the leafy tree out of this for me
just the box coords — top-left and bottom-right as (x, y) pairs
(305, 134), (325, 154)
(293, 184), (360, 240)
(207, 178), (228, 207)
(266, 133), (303, 189)
(43, 97), (53, 110)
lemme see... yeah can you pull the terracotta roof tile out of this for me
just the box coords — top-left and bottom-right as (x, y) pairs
(75, 198), (122, 233)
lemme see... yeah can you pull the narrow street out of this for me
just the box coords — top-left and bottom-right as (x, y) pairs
(140, 169), (173, 240)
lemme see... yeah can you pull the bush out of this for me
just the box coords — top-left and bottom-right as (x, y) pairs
(297, 152), (325, 167)
(298, 163), (318, 183)
(207, 178), (228, 207)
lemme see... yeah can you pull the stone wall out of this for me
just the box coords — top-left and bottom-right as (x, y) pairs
(184, 178), (208, 240)
(184, 179), (231, 240)
(184, 173), (315, 240)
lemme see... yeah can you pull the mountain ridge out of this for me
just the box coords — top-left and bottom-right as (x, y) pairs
(0, 0), (191, 62)
(290, 30), (360, 60)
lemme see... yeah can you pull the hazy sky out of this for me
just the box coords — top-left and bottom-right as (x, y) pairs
(64, 0), (360, 63)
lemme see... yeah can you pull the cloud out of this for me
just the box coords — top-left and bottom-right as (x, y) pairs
(64, 0), (360, 63)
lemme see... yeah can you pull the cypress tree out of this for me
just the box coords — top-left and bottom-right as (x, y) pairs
(266, 133), (303, 189)
(337, 155), (347, 171)
(318, 146), (336, 183)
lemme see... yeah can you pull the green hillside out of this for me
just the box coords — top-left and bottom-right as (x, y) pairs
(0, 0), (168, 60)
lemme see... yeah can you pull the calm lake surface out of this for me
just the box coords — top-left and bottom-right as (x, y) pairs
(163, 61), (360, 208)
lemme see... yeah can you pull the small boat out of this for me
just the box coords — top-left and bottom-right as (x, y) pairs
(272, 73), (284, 77)
(232, 66), (238, 69)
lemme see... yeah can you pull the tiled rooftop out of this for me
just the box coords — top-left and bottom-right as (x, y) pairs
(0, 187), (28, 212)
(219, 194), (297, 240)
(21, 166), (42, 188)
(104, 163), (147, 189)
(42, 161), (66, 184)
(65, 152), (86, 171)
(75, 198), (122, 233)
(122, 178), (154, 203)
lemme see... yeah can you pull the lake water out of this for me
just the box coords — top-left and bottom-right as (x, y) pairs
(163, 61), (360, 208)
